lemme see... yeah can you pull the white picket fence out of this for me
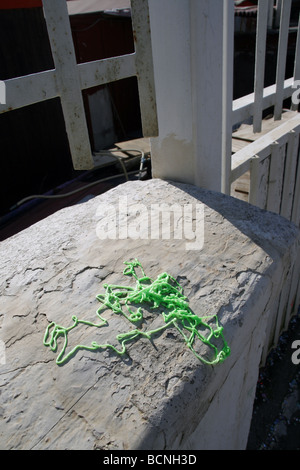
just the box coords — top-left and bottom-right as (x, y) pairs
(232, 113), (300, 223)
(231, 0), (300, 228)
(0, 0), (299, 229)
(230, 0), (300, 356)
(233, 0), (300, 131)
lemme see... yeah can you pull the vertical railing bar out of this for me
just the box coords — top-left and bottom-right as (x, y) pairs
(291, 134), (300, 226)
(275, 0), (282, 28)
(258, 157), (270, 210)
(274, 0), (292, 121)
(266, 141), (281, 213)
(221, 0), (234, 195)
(42, 0), (94, 170)
(130, 0), (158, 138)
(268, 0), (275, 29)
(253, 0), (269, 133)
(291, 13), (300, 111)
(280, 130), (298, 220)
(249, 155), (260, 206)
(293, 13), (300, 80)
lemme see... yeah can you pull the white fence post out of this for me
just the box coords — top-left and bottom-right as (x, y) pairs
(222, 0), (235, 195)
(253, 0), (269, 133)
(148, 0), (196, 185)
(149, 0), (234, 193)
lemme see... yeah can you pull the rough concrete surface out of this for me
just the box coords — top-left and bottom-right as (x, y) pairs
(0, 179), (299, 450)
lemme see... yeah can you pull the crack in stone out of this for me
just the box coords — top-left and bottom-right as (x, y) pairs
(30, 376), (101, 450)
(0, 359), (54, 379)
(5, 330), (36, 349)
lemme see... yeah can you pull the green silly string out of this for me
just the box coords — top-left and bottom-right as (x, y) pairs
(43, 259), (231, 365)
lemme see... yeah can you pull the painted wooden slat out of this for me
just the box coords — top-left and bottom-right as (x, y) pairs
(268, 0), (275, 29)
(78, 54), (136, 90)
(43, 0), (94, 170)
(280, 130), (299, 220)
(0, 70), (58, 114)
(249, 155), (270, 209)
(294, 14), (300, 81)
(131, 0), (158, 138)
(79, 1), (159, 138)
(78, 0), (159, 139)
(275, 0), (282, 28)
(266, 142), (285, 214)
(222, 0), (235, 195)
(291, 13), (300, 111)
(231, 113), (300, 182)
(249, 156), (260, 206)
(274, 0), (292, 120)
(253, 0), (269, 133)
(291, 135), (300, 226)
(259, 156), (270, 210)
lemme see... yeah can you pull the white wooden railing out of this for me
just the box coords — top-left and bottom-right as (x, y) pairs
(232, 0), (300, 130)
(0, 0), (158, 170)
(0, 0), (299, 229)
(231, 0), (300, 228)
(231, 114), (300, 226)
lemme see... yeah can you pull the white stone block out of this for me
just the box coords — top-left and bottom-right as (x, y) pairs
(0, 179), (299, 450)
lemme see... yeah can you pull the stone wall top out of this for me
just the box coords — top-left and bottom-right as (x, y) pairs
(0, 179), (299, 450)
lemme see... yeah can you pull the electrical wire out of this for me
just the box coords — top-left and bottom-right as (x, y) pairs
(93, 149), (131, 181)
(10, 148), (147, 211)
(9, 170), (138, 211)
(94, 148), (146, 180)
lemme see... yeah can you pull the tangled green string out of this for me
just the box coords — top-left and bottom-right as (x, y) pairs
(43, 259), (230, 366)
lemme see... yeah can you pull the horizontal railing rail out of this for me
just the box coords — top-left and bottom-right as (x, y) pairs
(233, 77), (295, 127)
(230, 112), (300, 227)
(0, 0), (158, 170)
(230, 1), (300, 233)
